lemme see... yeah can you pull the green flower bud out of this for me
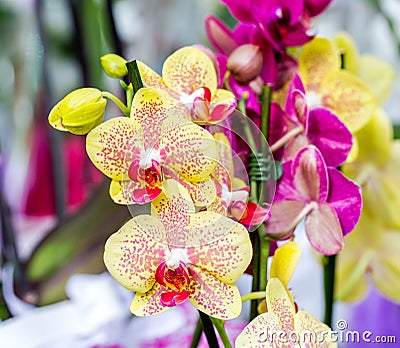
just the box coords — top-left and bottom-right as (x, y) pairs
(48, 88), (106, 135)
(100, 53), (128, 78)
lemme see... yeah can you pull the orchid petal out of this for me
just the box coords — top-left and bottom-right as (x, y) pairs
(298, 38), (340, 91)
(162, 46), (217, 97)
(371, 232), (400, 302)
(359, 55), (395, 106)
(240, 201), (271, 226)
(284, 134), (310, 162)
(221, 0), (255, 23)
(320, 70), (375, 132)
(110, 179), (162, 205)
(205, 16), (239, 55)
(130, 283), (171, 316)
(293, 145), (329, 203)
(306, 107), (353, 167)
(186, 215), (252, 282)
(188, 265), (242, 320)
(270, 241), (301, 287)
(103, 216), (167, 293)
(136, 62), (169, 95)
(327, 168), (362, 235)
(160, 122), (218, 183)
(305, 203), (344, 255)
(274, 162), (297, 201)
(235, 312), (281, 348)
(295, 311), (338, 347)
(354, 109), (393, 166)
(209, 89), (237, 122)
(86, 117), (140, 180)
(181, 179), (217, 208)
(266, 201), (306, 239)
(333, 32), (360, 75)
(213, 132), (234, 185)
(266, 278), (296, 332)
(304, 0), (333, 17)
(150, 180), (194, 244)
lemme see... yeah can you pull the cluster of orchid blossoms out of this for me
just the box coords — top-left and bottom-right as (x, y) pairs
(47, 0), (400, 346)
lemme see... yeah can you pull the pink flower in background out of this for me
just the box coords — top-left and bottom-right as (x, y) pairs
(266, 145), (362, 255)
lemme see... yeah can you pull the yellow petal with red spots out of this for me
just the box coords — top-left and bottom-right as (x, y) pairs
(294, 311), (338, 348)
(182, 179), (217, 208)
(103, 216), (168, 293)
(130, 283), (172, 316)
(109, 179), (162, 205)
(298, 38), (340, 91)
(209, 89), (237, 122)
(213, 132), (234, 186)
(188, 264), (242, 320)
(162, 46), (217, 97)
(319, 70), (375, 132)
(270, 241), (301, 288)
(159, 122), (218, 183)
(186, 211), (252, 282)
(86, 117), (141, 180)
(266, 278), (296, 333)
(235, 312), (281, 348)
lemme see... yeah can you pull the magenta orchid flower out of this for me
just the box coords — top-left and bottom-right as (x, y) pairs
(221, 0), (314, 52)
(270, 74), (353, 167)
(304, 0), (333, 17)
(86, 88), (217, 204)
(266, 145), (362, 255)
(137, 46), (236, 124)
(104, 180), (252, 319)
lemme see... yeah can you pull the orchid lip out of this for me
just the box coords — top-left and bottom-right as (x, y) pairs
(179, 87), (211, 105)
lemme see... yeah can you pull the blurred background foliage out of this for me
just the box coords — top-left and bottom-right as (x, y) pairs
(0, 0), (399, 322)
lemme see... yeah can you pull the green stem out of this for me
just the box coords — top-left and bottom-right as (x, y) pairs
(198, 311), (220, 348)
(101, 91), (130, 116)
(238, 96), (257, 152)
(258, 225), (270, 294)
(211, 318), (232, 348)
(250, 231), (260, 320)
(323, 254), (336, 327)
(190, 318), (203, 348)
(126, 60), (144, 95)
(241, 291), (266, 303)
(260, 85), (272, 153)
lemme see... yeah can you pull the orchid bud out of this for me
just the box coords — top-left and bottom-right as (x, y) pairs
(100, 53), (128, 78)
(48, 88), (106, 135)
(227, 44), (263, 84)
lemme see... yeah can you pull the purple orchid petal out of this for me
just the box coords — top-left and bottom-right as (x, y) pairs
(269, 102), (287, 160)
(228, 75), (261, 114)
(304, 0), (333, 17)
(232, 23), (257, 45)
(216, 54), (228, 88)
(285, 74), (308, 125)
(274, 53), (299, 90)
(274, 161), (298, 201)
(281, 21), (314, 47)
(305, 203), (344, 255)
(205, 16), (239, 55)
(253, 0), (304, 26)
(327, 168), (362, 236)
(306, 108), (353, 167)
(292, 145), (329, 203)
(283, 134), (310, 161)
(221, 0), (255, 23)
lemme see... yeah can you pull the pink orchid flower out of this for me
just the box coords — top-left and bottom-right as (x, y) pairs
(266, 145), (362, 255)
(86, 88), (217, 204)
(270, 74), (353, 167)
(104, 180), (252, 320)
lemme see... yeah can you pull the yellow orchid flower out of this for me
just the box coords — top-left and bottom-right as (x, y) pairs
(342, 110), (400, 229)
(104, 180), (252, 319)
(86, 87), (218, 204)
(49, 88), (106, 135)
(297, 37), (375, 132)
(137, 46), (236, 124)
(206, 132), (271, 226)
(236, 278), (337, 347)
(335, 210), (400, 303)
(334, 32), (395, 107)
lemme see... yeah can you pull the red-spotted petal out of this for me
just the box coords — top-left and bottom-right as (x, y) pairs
(186, 214), (252, 282)
(240, 201), (271, 226)
(162, 46), (218, 97)
(104, 216), (168, 293)
(86, 117), (141, 180)
(130, 283), (172, 316)
(188, 264), (242, 320)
